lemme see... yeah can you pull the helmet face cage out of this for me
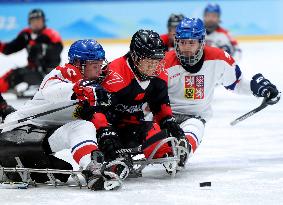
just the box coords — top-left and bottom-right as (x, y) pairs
(130, 29), (165, 80)
(130, 51), (165, 79)
(175, 39), (205, 67)
(81, 59), (109, 81)
(175, 18), (206, 66)
(97, 59), (109, 83)
(68, 39), (108, 81)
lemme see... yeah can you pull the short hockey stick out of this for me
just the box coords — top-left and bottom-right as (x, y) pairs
(230, 94), (280, 126)
(0, 102), (78, 130)
(0, 80), (97, 131)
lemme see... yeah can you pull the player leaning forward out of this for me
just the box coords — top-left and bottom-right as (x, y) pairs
(165, 18), (280, 161)
(99, 29), (188, 173)
(0, 39), (129, 190)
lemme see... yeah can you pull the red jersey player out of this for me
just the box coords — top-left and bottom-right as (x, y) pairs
(160, 14), (185, 51)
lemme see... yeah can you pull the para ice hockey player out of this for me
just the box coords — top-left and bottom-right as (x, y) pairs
(0, 9), (63, 97)
(160, 14), (185, 51)
(203, 4), (242, 62)
(164, 17), (280, 165)
(0, 39), (128, 191)
(100, 29), (188, 172)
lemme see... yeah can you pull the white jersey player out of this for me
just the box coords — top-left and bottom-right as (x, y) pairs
(2, 39), (128, 190)
(203, 4), (242, 62)
(164, 18), (279, 163)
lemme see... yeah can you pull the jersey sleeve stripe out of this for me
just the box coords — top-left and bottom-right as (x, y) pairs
(71, 140), (98, 153)
(40, 76), (68, 89)
(224, 65), (242, 90)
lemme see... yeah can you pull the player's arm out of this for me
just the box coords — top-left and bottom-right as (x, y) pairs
(148, 78), (172, 123)
(43, 42), (63, 68)
(40, 64), (84, 103)
(148, 77), (184, 140)
(232, 44), (242, 62)
(28, 42), (63, 69)
(0, 31), (29, 55)
(220, 52), (279, 101)
(39, 71), (75, 103)
(73, 79), (121, 162)
(27, 31), (63, 69)
(226, 31), (242, 62)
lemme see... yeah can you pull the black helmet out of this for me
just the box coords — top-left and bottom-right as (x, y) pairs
(167, 13), (185, 28)
(129, 29), (165, 81)
(130, 29), (165, 60)
(28, 9), (46, 23)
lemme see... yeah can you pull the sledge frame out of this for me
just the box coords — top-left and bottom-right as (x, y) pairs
(0, 137), (181, 188)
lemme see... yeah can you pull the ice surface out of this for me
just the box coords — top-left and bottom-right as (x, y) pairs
(0, 42), (283, 205)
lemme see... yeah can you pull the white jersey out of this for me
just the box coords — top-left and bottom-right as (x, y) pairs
(205, 27), (242, 62)
(165, 46), (251, 121)
(3, 64), (83, 132)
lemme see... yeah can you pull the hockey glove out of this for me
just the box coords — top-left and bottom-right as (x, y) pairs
(251, 73), (279, 103)
(160, 117), (185, 140)
(73, 80), (97, 106)
(96, 127), (122, 162)
(73, 80), (111, 107)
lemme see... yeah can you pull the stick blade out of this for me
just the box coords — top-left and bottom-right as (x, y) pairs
(230, 120), (238, 126)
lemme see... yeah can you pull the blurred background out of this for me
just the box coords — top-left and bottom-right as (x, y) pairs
(1, 2), (283, 204)
(1, 0), (283, 44)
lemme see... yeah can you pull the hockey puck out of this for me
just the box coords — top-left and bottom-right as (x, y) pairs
(200, 182), (211, 187)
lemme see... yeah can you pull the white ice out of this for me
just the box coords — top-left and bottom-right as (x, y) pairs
(0, 42), (283, 205)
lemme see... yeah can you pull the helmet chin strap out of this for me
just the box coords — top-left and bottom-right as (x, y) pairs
(77, 60), (87, 78)
(71, 60), (86, 78)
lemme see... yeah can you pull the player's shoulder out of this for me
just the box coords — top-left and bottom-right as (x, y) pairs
(156, 67), (169, 84)
(204, 46), (235, 66)
(164, 50), (181, 69)
(160, 34), (169, 44)
(55, 63), (82, 83)
(108, 55), (130, 75)
(102, 55), (134, 92)
(19, 27), (32, 35)
(109, 55), (127, 68)
(216, 27), (238, 46)
(216, 26), (229, 34)
(41, 27), (62, 43)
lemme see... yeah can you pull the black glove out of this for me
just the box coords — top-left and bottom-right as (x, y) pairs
(96, 127), (121, 162)
(251, 73), (279, 101)
(160, 117), (185, 140)
(94, 84), (111, 107)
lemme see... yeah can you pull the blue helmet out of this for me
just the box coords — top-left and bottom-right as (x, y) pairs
(175, 18), (206, 67)
(175, 17), (206, 40)
(68, 39), (105, 63)
(204, 4), (221, 16)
